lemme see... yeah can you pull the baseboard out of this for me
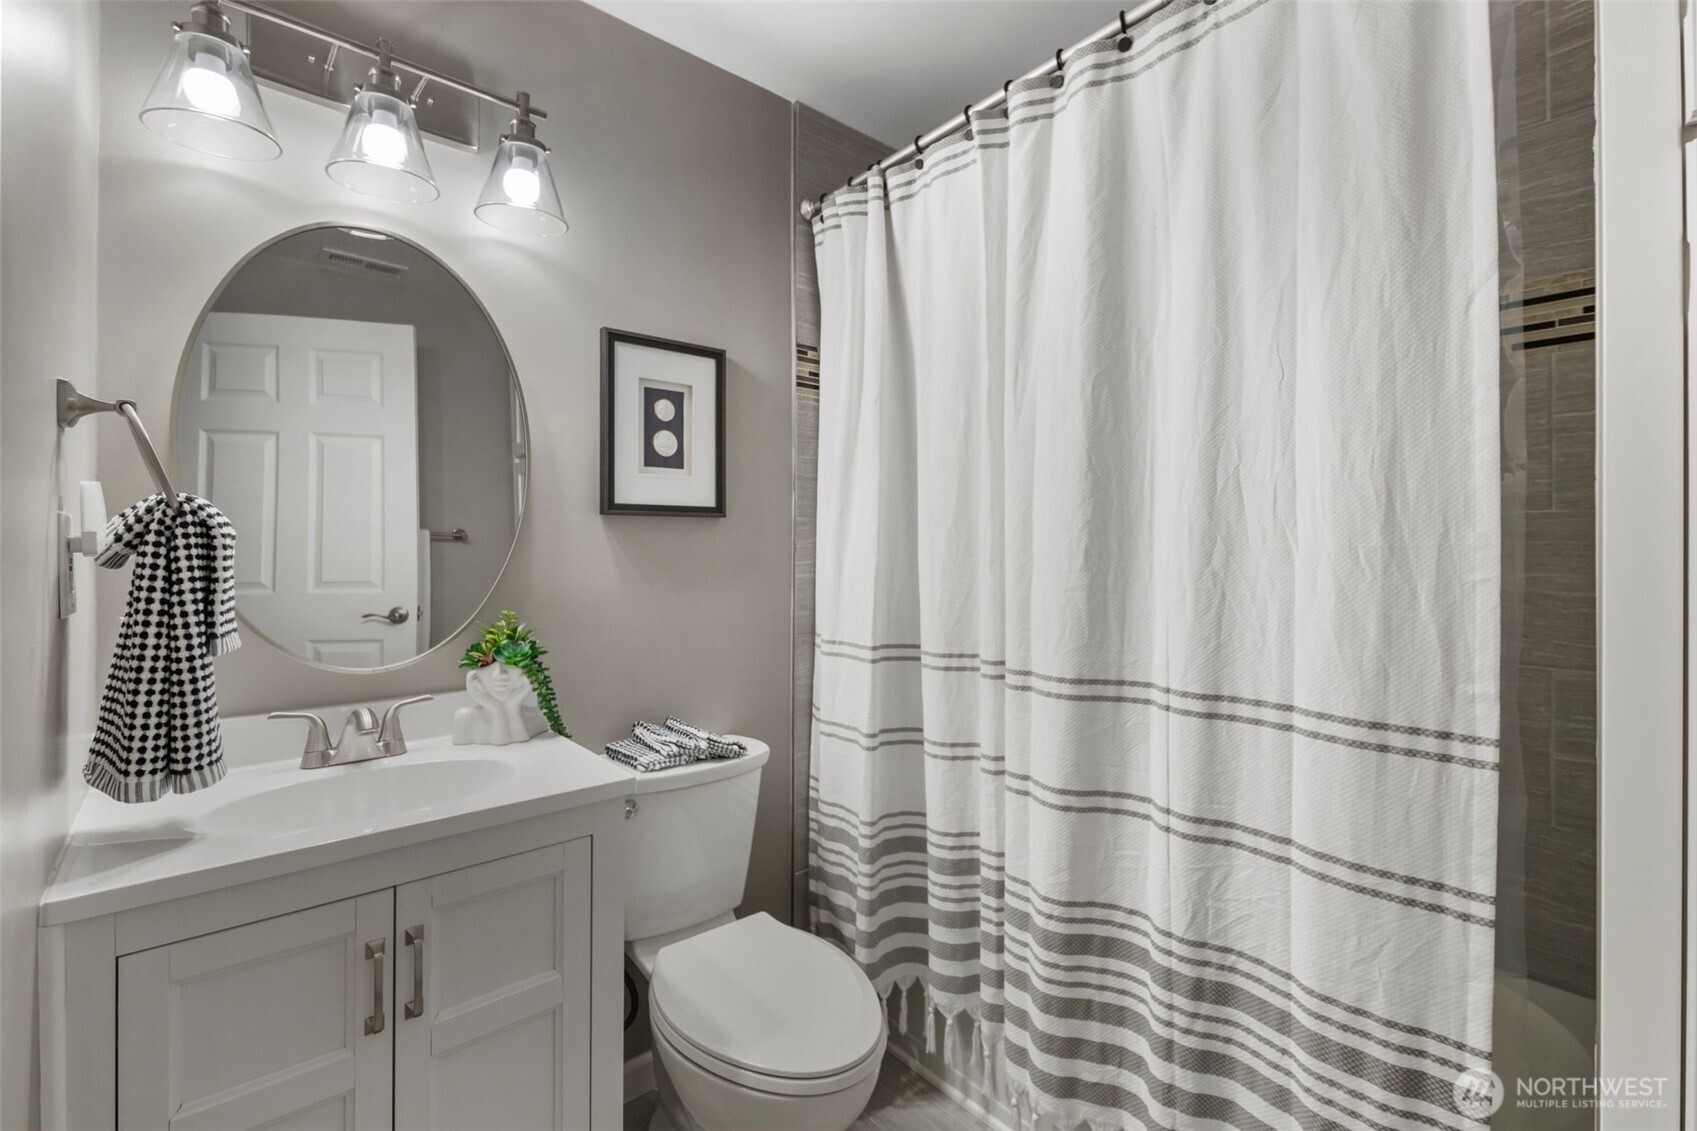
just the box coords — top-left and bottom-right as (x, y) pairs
(624, 1050), (656, 1101)
(885, 1039), (1014, 1131)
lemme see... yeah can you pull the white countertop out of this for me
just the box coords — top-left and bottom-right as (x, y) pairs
(41, 731), (633, 927)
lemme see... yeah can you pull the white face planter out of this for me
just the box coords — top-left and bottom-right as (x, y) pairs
(453, 662), (545, 746)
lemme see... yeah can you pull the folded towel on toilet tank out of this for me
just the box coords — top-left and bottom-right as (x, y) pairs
(604, 737), (696, 773)
(633, 720), (696, 759)
(604, 719), (748, 773)
(661, 718), (746, 760)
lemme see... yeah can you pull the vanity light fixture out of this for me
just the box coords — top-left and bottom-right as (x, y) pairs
(138, 2), (563, 235)
(475, 93), (567, 236)
(325, 39), (438, 204)
(139, 0), (280, 161)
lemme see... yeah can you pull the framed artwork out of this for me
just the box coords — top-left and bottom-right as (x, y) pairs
(600, 328), (726, 516)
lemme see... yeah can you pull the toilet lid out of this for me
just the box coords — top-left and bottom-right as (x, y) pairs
(650, 912), (884, 1080)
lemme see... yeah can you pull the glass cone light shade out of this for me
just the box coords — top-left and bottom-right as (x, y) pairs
(476, 136), (567, 236)
(139, 25), (280, 160)
(325, 89), (438, 203)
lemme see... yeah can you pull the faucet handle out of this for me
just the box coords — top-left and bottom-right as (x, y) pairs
(269, 711), (333, 769)
(378, 695), (434, 756)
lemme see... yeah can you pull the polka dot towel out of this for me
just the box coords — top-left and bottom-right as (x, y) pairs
(84, 493), (240, 803)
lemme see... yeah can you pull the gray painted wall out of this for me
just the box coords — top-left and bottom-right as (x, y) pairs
(0, 4), (104, 1126)
(94, 0), (796, 939)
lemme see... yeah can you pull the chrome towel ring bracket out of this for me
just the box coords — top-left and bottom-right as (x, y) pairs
(55, 379), (182, 618)
(56, 379), (180, 512)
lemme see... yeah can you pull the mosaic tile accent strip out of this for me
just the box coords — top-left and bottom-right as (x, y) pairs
(796, 344), (821, 390)
(1502, 279), (1595, 354)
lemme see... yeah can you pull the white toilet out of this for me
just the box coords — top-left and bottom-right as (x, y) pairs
(618, 738), (886, 1131)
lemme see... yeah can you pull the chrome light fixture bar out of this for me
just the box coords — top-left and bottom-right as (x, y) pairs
(142, 0), (565, 234)
(139, 0), (280, 160)
(218, 0), (548, 127)
(475, 93), (567, 236)
(325, 39), (437, 203)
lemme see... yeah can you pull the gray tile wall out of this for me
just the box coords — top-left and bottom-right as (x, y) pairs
(793, 106), (890, 922)
(1499, 0), (1597, 999)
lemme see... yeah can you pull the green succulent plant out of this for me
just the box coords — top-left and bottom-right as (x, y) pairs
(458, 610), (569, 738)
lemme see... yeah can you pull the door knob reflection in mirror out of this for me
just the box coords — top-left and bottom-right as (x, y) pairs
(362, 606), (411, 625)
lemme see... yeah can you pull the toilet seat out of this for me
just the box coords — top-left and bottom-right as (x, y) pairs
(649, 913), (885, 1097)
(652, 1000), (886, 1098)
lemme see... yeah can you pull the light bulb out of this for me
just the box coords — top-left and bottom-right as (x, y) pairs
(139, 21), (280, 161)
(474, 108), (566, 236)
(326, 88), (436, 202)
(180, 58), (239, 117)
(358, 113), (407, 166)
(502, 165), (541, 207)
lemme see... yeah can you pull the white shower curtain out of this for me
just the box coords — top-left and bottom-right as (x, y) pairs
(808, 1), (1499, 1128)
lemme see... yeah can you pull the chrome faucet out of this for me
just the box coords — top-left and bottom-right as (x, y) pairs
(269, 695), (434, 769)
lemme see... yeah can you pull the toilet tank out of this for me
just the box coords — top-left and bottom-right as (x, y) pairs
(622, 738), (770, 943)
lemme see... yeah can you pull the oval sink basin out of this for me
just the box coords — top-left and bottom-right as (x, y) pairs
(200, 759), (515, 838)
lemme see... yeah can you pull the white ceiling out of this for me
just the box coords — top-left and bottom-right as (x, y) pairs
(582, 1), (1115, 146)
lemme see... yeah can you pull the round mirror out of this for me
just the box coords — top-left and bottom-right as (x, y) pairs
(172, 225), (527, 671)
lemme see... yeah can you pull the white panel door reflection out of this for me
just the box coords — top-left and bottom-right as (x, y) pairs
(180, 312), (421, 666)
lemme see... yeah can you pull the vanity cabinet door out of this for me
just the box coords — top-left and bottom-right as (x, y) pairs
(393, 841), (592, 1131)
(117, 891), (394, 1131)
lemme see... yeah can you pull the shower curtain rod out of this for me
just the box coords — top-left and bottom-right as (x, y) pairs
(798, 0), (1176, 219)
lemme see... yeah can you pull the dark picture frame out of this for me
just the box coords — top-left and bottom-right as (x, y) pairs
(599, 327), (727, 516)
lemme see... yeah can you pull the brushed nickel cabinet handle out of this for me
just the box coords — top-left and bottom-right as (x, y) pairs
(404, 926), (425, 1019)
(364, 939), (386, 1035)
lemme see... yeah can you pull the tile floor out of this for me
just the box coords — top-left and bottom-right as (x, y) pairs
(622, 1050), (989, 1130)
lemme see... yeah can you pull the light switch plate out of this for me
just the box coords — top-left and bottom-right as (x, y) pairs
(57, 511), (75, 619)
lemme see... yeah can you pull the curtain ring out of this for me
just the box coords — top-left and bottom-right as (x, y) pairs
(913, 134), (926, 170)
(1116, 10), (1134, 51)
(962, 105), (974, 141)
(1049, 49), (1065, 88)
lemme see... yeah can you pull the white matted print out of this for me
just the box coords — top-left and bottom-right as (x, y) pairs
(600, 329), (725, 515)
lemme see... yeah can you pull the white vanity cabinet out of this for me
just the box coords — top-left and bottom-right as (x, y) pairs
(39, 743), (629, 1131)
(393, 843), (592, 1131)
(113, 842), (594, 1131)
(118, 892), (397, 1131)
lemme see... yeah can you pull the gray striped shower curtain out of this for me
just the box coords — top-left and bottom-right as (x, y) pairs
(807, 1), (1500, 1128)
